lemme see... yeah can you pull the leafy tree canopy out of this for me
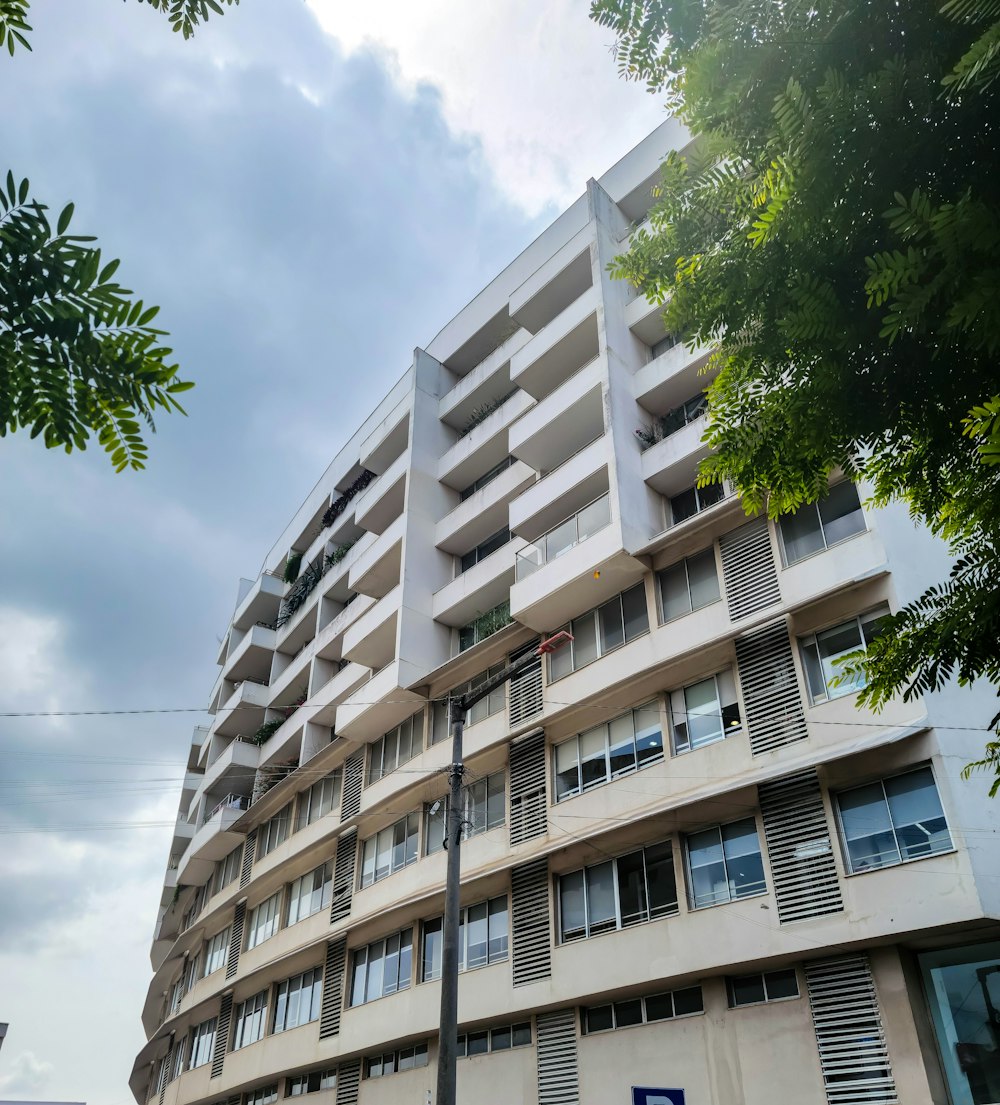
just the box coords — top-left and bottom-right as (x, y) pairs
(590, 0), (1000, 779)
(0, 0), (238, 469)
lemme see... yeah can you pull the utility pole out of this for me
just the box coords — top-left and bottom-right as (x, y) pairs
(434, 630), (572, 1105)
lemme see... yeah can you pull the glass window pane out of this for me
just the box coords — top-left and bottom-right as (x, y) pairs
(608, 713), (637, 777)
(779, 505), (825, 564)
(467, 1031), (489, 1057)
(488, 896), (509, 961)
(644, 840), (678, 917)
(721, 819), (766, 899)
(801, 640), (827, 701)
(614, 999), (643, 1027)
(633, 704), (664, 765)
(466, 901), (489, 969)
(555, 739), (581, 801)
(598, 597), (625, 652)
(644, 992), (674, 1021)
(818, 482), (865, 546)
(838, 781), (900, 872)
(585, 1005), (614, 1033)
(672, 987), (704, 1016)
(764, 969), (799, 1000)
(490, 1026), (512, 1051)
(586, 861), (617, 933)
(622, 583), (649, 641)
(546, 517), (578, 562)
(815, 619), (866, 699)
(486, 773), (505, 829)
(687, 827), (728, 908)
(659, 561), (691, 622)
(687, 549), (720, 610)
(549, 631), (573, 681)
(884, 768), (952, 860)
(578, 494), (611, 541)
(684, 677), (724, 748)
(671, 488), (698, 524)
(426, 803), (446, 855)
(580, 726), (610, 790)
(616, 849), (648, 926)
(350, 951), (368, 1007)
(422, 918), (442, 982)
(511, 1023), (532, 1047)
(698, 482), (724, 509)
(571, 612), (598, 668)
(730, 974), (767, 1006)
(398, 930), (412, 990)
(559, 871), (586, 941)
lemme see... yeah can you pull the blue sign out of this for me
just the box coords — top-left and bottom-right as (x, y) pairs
(632, 1089), (685, 1105)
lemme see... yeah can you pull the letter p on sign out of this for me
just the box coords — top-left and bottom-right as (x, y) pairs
(632, 1089), (685, 1105)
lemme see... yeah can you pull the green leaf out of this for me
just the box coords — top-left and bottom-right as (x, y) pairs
(56, 202), (74, 235)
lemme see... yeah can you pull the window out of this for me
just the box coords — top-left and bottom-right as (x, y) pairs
(727, 969), (799, 1007)
(365, 1042), (429, 1078)
(668, 670), (742, 754)
(558, 841), (678, 942)
(273, 968), (323, 1033)
(800, 605), (890, 704)
(548, 584), (649, 681)
(778, 482), (866, 565)
(360, 813), (420, 887)
(214, 845), (243, 894)
(287, 1069), (336, 1096)
(368, 713), (423, 784)
(171, 1038), (186, 1080)
(422, 896), (509, 981)
(245, 1085), (278, 1105)
(287, 864), (332, 925)
(685, 818), (766, 909)
(459, 456), (515, 502)
(296, 772), (339, 830)
(670, 482), (724, 525)
(232, 990), (268, 1049)
(650, 333), (680, 358)
(660, 392), (709, 437)
(203, 927), (229, 976)
(183, 952), (201, 993)
(657, 548), (721, 622)
(183, 881), (210, 931)
(582, 986), (704, 1033)
(188, 1018), (216, 1069)
(350, 929), (413, 1005)
(258, 806), (291, 858)
(431, 665), (507, 743)
(460, 527), (510, 573)
(835, 766), (952, 874)
(247, 890), (282, 950)
(458, 600), (513, 652)
(456, 1022), (531, 1057)
(168, 976), (184, 1014)
(425, 772), (505, 854)
(554, 703), (663, 801)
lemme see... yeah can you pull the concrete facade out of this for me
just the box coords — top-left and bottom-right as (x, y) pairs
(132, 121), (1000, 1105)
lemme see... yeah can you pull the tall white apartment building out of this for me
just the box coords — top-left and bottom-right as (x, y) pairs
(131, 121), (1000, 1105)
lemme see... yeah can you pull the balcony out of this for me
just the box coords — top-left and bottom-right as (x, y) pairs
(359, 396), (410, 475)
(176, 793), (248, 884)
(348, 513), (404, 599)
(509, 226), (592, 334)
(200, 737), (259, 798)
(625, 290), (672, 346)
(267, 643), (312, 709)
(335, 659), (425, 742)
(437, 389), (534, 492)
(432, 539), (524, 627)
(640, 415), (712, 496)
(354, 450), (407, 535)
(212, 678), (269, 738)
(222, 622), (275, 684)
(439, 328), (532, 429)
(510, 436), (610, 541)
(516, 493), (612, 581)
(342, 583), (400, 670)
(435, 459), (535, 556)
(231, 571), (284, 632)
(315, 592), (376, 663)
(510, 355), (604, 472)
(633, 339), (715, 414)
(307, 660), (370, 727)
(510, 285), (599, 400)
(780, 528), (889, 612)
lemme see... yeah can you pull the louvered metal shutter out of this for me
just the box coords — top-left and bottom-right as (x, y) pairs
(720, 518), (781, 620)
(158, 1044), (172, 1105)
(239, 829), (257, 889)
(735, 621), (808, 754)
(335, 1059), (361, 1105)
(536, 1010), (580, 1105)
(804, 955), (898, 1104)
(225, 901), (246, 980)
(511, 858), (552, 986)
(210, 994), (232, 1078)
(340, 751), (364, 821)
(319, 936), (347, 1039)
(758, 770), (843, 923)
(330, 829), (357, 923)
(509, 642), (544, 727)
(509, 730), (547, 846)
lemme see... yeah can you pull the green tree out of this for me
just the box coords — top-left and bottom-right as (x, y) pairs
(590, 0), (1000, 773)
(0, 0), (238, 469)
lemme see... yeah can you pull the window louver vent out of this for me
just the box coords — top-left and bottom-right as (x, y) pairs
(536, 1009), (580, 1105)
(335, 1059), (361, 1105)
(511, 858), (552, 986)
(735, 621), (808, 754)
(210, 993), (232, 1078)
(319, 936), (347, 1039)
(239, 829), (257, 888)
(804, 955), (898, 1104)
(340, 752), (364, 821)
(509, 642), (544, 726)
(758, 770), (843, 923)
(719, 518), (781, 620)
(158, 1044), (172, 1105)
(509, 730), (547, 845)
(225, 901), (246, 980)
(330, 829), (357, 923)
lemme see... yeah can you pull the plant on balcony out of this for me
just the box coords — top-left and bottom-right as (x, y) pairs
(276, 558), (324, 628)
(283, 551), (303, 584)
(279, 692), (307, 720)
(321, 469), (375, 530)
(250, 718), (283, 746)
(251, 759), (298, 805)
(460, 390), (517, 437)
(324, 540), (355, 571)
(460, 600), (513, 651)
(635, 422), (665, 450)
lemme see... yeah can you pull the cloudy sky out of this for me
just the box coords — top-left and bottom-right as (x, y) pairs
(0, 2), (664, 1102)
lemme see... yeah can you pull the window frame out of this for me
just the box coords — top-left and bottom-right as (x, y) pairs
(656, 547), (722, 623)
(246, 889), (283, 950)
(295, 771), (340, 831)
(547, 583), (650, 683)
(421, 895), (509, 981)
(777, 481), (867, 567)
(553, 701), (664, 802)
(424, 771), (506, 854)
(459, 455), (515, 502)
(202, 926), (230, 977)
(367, 712), (423, 785)
(286, 863), (333, 925)
(287, 1068), (337, 1096)
(364, 1041), (429, 1079)
(359, 812), (420, 888)
(232, 988), (269, 1050)
(349, 928), (414, 1006)
(213, 844), (243, 895)
(187, 1017), (216, 1070)
(668, 669), (742, 755)
(455, 1022), (532, 1058)
(669, 481), (725, 526)
(272, 967), (323, 1033)
(258, 805), (292, 858)
(684, 816), (767, 910)
(799, 605), (890, 705)
(459, 526), (511, 574)
(581, 985), (705, 1033)
(726, 969), (800, 1008)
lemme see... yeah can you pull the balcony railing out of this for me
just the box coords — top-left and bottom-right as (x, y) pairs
(203, 793), (248, 826)
(515, 493), (611, 581)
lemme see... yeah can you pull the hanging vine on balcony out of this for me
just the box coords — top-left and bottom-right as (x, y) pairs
(321, 469), (375, 530)
(250, 718), (284, 746)
(283, 550), (303, 583)
(324, 540), (355, 571)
